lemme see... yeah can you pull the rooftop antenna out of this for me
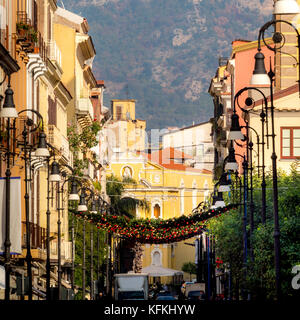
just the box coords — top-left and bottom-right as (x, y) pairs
(125, 84), (129, 99)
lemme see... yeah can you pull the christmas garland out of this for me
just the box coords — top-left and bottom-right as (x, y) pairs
(71, 204), (237, 244)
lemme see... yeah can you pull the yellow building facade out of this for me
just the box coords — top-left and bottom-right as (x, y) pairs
(106, 149), (213, 282)
(54, 6), (98, 181)
(106, 99), (146, 155)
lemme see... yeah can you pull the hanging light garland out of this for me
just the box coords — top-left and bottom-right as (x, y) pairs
(71, 204), (237, 244)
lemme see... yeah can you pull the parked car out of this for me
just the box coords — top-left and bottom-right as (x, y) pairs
(156, 295), (177, 300)
(187, 290), (206, 301)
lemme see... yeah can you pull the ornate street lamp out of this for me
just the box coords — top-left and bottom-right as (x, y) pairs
(49, 161), (61, 182)
(69, 180), (80, 201)
(228, 112), (244, 141)
(35, 132), (50, 157)
(218, 172), (231, 193)
(77, 188), (88, 299)
(0, 83), (18, 118)
(250, 50), (271, 86)
(0, 78), (18, 301)
(249, 12), (300, 299)
(16, 109), (49, 301)
(273, 0), (300, 15)
(224, 143), (239, 172)
(1, 93), (50, 301)
(90, 198), (97, 300)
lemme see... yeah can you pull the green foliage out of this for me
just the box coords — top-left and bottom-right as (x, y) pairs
(16, 22), (38, 42)
(70, 212), (106, 300)
(16, 22), (30, 31)
(67, 120), (102, 175)
(106, 174), (149, 217)
(209, 164), (300, 300)
(182, 262), (197, 281)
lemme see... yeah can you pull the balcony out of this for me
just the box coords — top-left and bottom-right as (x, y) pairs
(16, 12), (37, 57)
(61, 134), (71, 164)
(22, 222), (46, 260)
(22, 222), (46, 249)
(16, 20), (47, 71)
(50, 240), (72, 264)
(83, 161), (95, 180)
(48, 40), (62, 70)
(76, 97), (94, 128)
(47, 125), (71, 164)
(63, 241), (72, 262)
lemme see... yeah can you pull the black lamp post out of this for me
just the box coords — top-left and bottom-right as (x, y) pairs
(69, 179), (79, 291)
(77, 188), (88, 299)
(0, 83), (49, 301)
(230, 87), (269, 224)
(0, 78), (18, 301)
(221, 149), (249, 300)
(45, 149), (53, 300)
(16, 109), (49, 301)
(49, 161), (80, 300)
(90, 198), (97, 300)
(248, 8), (300, 298)
(59, 166), (80, 300)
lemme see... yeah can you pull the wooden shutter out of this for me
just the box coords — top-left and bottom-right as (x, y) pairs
(37, 81), (40, 112)
(47, 5), (51, 41)
(48, 96), (57, 126)
(33, 0), (38, 31)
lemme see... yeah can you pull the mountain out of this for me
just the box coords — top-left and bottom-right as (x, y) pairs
(59, 0), (273, 130)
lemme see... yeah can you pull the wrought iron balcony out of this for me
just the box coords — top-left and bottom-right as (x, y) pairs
(22, 222), (46, 250)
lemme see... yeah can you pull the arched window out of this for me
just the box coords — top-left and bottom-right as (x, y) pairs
(122, 166), (133, 178)
(154, 204), (160, 219)
(153, 251), (161, 266)
(151, 250), (162, 266)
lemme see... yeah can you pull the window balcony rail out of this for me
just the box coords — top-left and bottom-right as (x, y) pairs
(47, 40), (62, 69)
(83, 161), (95, 179)
(61, 134), (71, 164)
(76, 97), (94, 120)
(22, 222), (46, 250)
(47, 124), (71, 164)
(63, 241), (72, 261)
(49, 241), (72, 262)
(16, 11), (32, 26)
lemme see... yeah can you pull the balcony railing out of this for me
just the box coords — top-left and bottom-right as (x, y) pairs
(50, 241), (72, 262)
(22, 222), (46, 249)
(17, 11), (32, 26)
(63, 241), (72, 261)
(83, 161), (95, 179)
(47, 125), (71, 163)
(47, 125), (61, 150)
(48, 40), (62, 69)
(61, 134), (71, 163)
(76, 97), (94, 120)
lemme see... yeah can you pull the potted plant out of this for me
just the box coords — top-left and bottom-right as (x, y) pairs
(16, 22), (30, 37)
(28, 28), (38, 43)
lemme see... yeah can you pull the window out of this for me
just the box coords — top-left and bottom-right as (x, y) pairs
(154, 204), (160, 219)
(281, 127), (300, 159)
(122, 166), (133, 178)
(116, 106), (122, 120)
(48, 96), (57, 126)
(152, 250), (162, 266)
